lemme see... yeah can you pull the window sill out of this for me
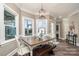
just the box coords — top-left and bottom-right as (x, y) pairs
(0, 38), (15, 46)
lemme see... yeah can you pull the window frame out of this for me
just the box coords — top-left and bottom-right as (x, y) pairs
(22, 16), (33, 36)
(4, 10), (16, 40)
(1, 4), (19, 44)
(36, 19), (48, 35)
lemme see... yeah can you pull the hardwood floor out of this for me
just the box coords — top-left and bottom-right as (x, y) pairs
(53, 40), (79, 56)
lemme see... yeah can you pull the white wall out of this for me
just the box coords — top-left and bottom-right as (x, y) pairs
(0, 3), (5, 43)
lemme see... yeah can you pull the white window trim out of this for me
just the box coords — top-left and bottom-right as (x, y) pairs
(36, 19), (48, 35)
(0, 4), (19, 45)
(22, 16), (34, 36)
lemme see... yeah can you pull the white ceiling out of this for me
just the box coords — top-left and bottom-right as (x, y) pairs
(15, 3), (79, 17)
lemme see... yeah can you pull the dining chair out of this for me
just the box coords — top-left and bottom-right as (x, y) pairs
(15, 35), (30, 56)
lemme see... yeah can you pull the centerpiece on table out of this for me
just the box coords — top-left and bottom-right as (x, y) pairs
(38, 30), (44, 41)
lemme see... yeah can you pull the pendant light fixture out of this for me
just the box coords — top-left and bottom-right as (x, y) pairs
(39, 3), (46, 19)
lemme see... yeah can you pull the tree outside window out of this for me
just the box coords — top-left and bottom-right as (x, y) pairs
(4, 10), (16, 40)
(24, 19), (32, 35)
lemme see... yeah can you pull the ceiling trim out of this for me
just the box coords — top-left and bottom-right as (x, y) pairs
(15, 3), (79, 18)
(15, 4), (35, 15)
(68, 10), (79, 17)
(20, 8), (35, 15)
(21, 8), (50, 16)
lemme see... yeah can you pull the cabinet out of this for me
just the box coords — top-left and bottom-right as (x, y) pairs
(66, 33), (77, 46)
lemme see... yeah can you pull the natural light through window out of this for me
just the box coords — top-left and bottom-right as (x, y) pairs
(4, 10), (16, 40)
(36, 19), (48, 35)
(24, 19), (32, 35)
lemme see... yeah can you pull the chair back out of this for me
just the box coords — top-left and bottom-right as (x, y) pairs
(15, 35), (21, 48)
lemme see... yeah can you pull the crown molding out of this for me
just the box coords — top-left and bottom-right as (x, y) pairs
(68, 10), (79, 18)
(20, 8), (35, 15)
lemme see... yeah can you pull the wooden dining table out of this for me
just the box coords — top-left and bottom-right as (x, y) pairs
(21, 37), (55, 56)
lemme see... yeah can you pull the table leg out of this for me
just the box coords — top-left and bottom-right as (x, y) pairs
(30, 48), (33, 56)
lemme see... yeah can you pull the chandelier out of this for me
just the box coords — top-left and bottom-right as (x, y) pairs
(39, 3), (46, 19)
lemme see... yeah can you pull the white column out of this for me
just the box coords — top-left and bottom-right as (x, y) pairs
(62, 18), (69, 39)
(22, 16), (25, 36)
(0, 3), (5, 43)
(51, 22), (56, 38)
(47, 20), (49, 34)
(32, 19), (35, 36)
(16, 15), (19, 36)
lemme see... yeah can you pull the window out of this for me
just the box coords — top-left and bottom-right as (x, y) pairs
(4, 10), (16, 40)
(24, 19), (32, 35)
(36, 19), (48, 35)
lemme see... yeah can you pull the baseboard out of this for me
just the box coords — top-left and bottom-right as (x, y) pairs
(60, 37), (66, 40)
(7, 48), (18, 56)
